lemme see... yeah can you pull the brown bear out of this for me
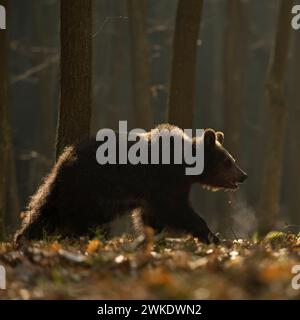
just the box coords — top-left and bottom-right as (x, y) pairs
(14, 124), (247, 246)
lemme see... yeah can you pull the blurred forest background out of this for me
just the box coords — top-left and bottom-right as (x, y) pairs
(1, 0), (300, 240)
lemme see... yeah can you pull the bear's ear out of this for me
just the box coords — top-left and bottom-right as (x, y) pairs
(204, 129), (216, 147)
(216, 131), (224, 144)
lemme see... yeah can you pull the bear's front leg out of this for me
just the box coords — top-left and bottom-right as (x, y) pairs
(185, 209), (220, 244)
(164, 205), (220, 244)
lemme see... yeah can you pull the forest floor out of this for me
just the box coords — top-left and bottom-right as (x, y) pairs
(0, 230), (300, 299)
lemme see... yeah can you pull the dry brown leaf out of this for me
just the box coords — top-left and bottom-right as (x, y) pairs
(50, 241), (61, 253)
(260, 262), (292, 282)
(86, 239), (101, 254)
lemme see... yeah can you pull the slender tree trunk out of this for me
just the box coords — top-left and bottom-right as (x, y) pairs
(109, 2), (126, 130)
(0, 0), (9, 239)
(56, 0), (93, 158)
(223, 0), (246, 157)
(259, 0), (293, 233)
(219, 0), (247, 235)
(127, 0), (153, 130)
(6, 145), (19, 231)
(289, 34), (300, 225)
(168, 0), (203, 129)
(29, 0), (57, 193)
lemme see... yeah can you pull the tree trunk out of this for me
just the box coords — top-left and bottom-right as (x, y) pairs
(0, 0), (9, 239)
(259, 0), (293, 233)
(108, 1), (126, 130)
(288, 33), (300, 226)
(219, 0), (247, 236)
(168, 0), (203, 129)
(56, 0), (93, 158)
(6, 145), (19, 231)
(223, 0), (246, 157)
(29, 0), (57, 194)
(127, 0), (153, 130)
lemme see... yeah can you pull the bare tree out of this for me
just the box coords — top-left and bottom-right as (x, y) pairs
(108, 2), (127, 130)
(223, 0), (246, 157)
(56, 0), (93, 158)
(0, 4), (8, 239)
(218, 0), (247, 235)
(127, 0), (153, 129)
(168, 0), (203, 129)
(0, 0), (18, 239)
(259, 0), (293, 232)
(29, 0), (58, 192)
(6, 147), (19, 231)
(288, 33), (300, 226)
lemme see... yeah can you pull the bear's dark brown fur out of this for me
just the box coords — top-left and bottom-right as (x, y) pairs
(14, 124), (247, 245)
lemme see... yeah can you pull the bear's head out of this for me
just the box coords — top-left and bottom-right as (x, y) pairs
(195, 129), (247, 191)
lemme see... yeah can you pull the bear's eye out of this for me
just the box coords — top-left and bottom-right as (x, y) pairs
(225, 159), (232, 168)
